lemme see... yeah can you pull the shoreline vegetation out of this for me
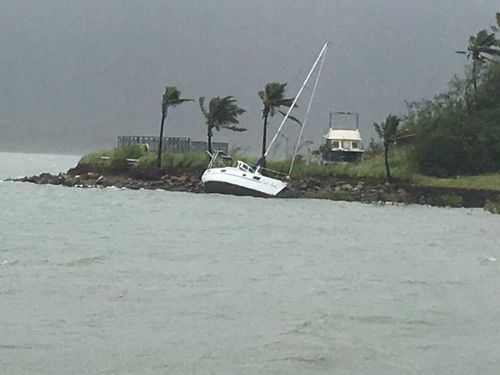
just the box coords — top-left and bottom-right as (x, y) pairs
(12, 146), (500, 213)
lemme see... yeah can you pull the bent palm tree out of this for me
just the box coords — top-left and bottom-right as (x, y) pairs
(258, 82), (296, 159)
(373, 114), (404, 182)
(199, 96), (246, 154)
(491, 13), (499, 32)
(158, 86), (193, 169)
(456, 29), (500, 100)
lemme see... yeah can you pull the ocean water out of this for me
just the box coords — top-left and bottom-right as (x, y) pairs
(1, 152), (499, 374)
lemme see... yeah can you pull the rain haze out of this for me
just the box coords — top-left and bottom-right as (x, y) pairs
(0, 0), (498, 154)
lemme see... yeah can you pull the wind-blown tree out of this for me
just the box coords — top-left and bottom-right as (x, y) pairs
(373, 114), (403, 182)
(491, 13), (500, 33)
(157, 86), (193, 169)
(198, 96), (246, 154)
(456, 29), (500, 101)
(258, 82), (296, 158)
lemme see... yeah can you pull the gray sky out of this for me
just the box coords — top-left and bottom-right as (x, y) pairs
(0, 0), (498, 154)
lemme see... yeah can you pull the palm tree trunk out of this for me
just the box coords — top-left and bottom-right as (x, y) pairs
(384, 144), (391, 182)
(207, 129), (212, 154)
(472, 59), (478, 107)
(157, 114), (166, 169)
(261, 114), (268, 157)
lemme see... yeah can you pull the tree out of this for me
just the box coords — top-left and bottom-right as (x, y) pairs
(366, 137), (384, 156)
(157, 86), (193, 169)
(491, 12), (500, 33)
(258, 82), (296, 159)
(456, 29), (500, 102)
(409, 62), (500, 176)
(198, 96), (246, 154)
(373, 114), (403, 181)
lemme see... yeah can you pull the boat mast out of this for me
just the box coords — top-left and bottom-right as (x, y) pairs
(288, 46), (327, 176)
(264, 42), (329, 158)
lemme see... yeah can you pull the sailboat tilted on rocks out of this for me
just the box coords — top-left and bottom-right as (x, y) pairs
(201, 42), (328, 197)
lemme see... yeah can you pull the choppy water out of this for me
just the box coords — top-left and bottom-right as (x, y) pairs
(1, 152), (499, 374)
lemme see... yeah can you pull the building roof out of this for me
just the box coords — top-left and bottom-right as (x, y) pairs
(324, 128), (362, 141)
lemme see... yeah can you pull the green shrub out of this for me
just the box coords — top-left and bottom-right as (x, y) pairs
(111, 144), (146, 162)
(135, 152), (157, 167)
(427, 194), (464, 208)
(484, 199), (500, 214)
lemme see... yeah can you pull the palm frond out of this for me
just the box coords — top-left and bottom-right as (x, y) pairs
(201, 95), (246, 134)
(466, 29), (499, 61)
(222, 125), (247, 132)
(373, 123), (383, 139)
(259, 82), (296, 117)
(277, 109), (302, 126)
(276, 98), (297, 108)
(198, 97), (208, 119)
(171, 98), (194, 106)
(162, 86), (192, 113)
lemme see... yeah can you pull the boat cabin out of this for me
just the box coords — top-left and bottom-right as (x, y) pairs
(322, 128), (365, 162)
(236, 160), (256, 174)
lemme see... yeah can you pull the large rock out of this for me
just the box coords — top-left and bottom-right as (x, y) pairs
(149, 181), (164, 188)
(397, 188), (411, 203)
(341, 183), (353, 191)
(177, 175), (188, 184)
(37, 173), (59, 185)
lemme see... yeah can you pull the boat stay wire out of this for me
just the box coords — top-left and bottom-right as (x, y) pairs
(288, 46), (327, 177)
(264, 41), (329, 159)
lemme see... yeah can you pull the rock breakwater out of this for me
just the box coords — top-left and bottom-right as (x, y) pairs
(10, 163), (500, 209)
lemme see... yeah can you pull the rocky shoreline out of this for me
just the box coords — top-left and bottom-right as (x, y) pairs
(11, 163), (500, 208)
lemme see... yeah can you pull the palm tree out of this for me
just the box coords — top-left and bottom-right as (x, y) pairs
(258, 82), (296, 159)
(157, 86), (193, 169)
(198, 96), (246, 154)
(456, 29), (500, 99)
(491, 13), (499, 33)
(373, 114), (403, 182)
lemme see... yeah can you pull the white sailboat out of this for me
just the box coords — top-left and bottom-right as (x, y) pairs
(202, 42), (328, 197)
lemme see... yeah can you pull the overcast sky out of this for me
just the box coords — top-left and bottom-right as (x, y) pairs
(0, 0), (498, 154)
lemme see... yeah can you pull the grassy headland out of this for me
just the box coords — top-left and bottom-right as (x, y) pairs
(78, 145), (500, 191)
(66, 144), (500, 213)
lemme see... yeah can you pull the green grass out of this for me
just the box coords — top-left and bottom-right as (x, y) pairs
(268, 147), (415, 180)
(80, 148), (209, 170)
(159, 152), (208, 169)
(135, 152), (209, 169)
(413, 173), (500, 191)
(134, 152), (156, 167)
(79, 149), (114, 166)
(79, 144), (146, 166)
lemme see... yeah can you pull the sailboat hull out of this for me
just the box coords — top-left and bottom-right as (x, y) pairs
(203, 180), (272, 198)
(201, 167), (287, 197)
